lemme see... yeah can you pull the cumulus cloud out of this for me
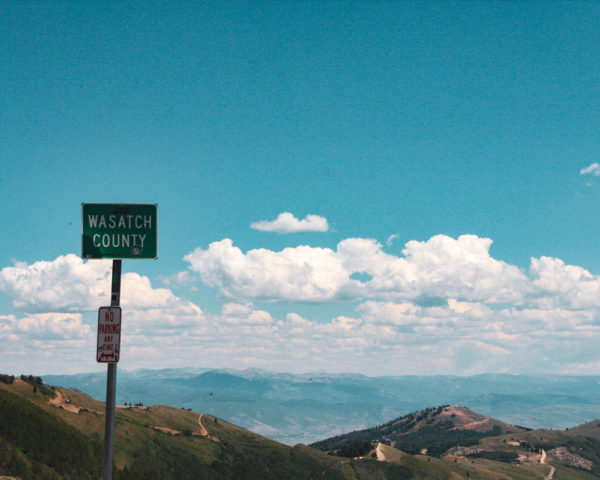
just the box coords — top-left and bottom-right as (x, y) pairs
(120, 272), (194, 310)
(529, 256), (600, 309)
(183, 234), (529, 304)
(0, 254), (111, 312)
(399, 235), (528, 303)
(580, 163), (600, 176)
(250, 212), (329, 233)
(5, 233), (600, 375)
(184, 239), (347, 301)
(221, 299), (600, 375)
(220, 302), (274, 325)
(3, 295), (600, 375)
(0, 313), (91, 340)
(184, 233), (600, 311)
(0, 254), (194, 313)
(124, 301), (204, 336)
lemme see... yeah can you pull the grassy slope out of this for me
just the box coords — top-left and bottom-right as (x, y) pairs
(0, 380), (352, 479)
(2, 378), (600, 479)
(364, 443), (548, 480)
(0, 381), (102, 480)
(570, 419), (600, 440)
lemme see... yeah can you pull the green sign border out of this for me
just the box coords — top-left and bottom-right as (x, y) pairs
(82, 203), (158, 259)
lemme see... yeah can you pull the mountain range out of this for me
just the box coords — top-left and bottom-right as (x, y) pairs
(44, 368), (600, 445)
(2, 374), (600, 479)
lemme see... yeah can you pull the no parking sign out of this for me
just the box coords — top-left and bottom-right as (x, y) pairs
(97, 306), (122, 363)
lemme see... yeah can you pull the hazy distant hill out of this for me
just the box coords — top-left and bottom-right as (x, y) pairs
(45, 368), (600, 444)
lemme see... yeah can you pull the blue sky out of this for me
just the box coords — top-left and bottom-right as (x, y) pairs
(1, 1), (600, 376)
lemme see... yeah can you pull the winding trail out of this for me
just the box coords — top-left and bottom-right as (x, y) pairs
(48, 389), (104, 415)
(541, 449), (556, 480)
(48, 389), (81, 413)
(459, 417), (491, 431)
(198, 414), (220, 442)
(375, 443), (386, 461)
(198, 414), (209, 436)
(153, 426), (181, 436)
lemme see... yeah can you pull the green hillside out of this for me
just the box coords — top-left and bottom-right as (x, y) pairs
(0, 377), (102, 479)
(0, 376), (411, 479)
(311, 405), (523, 457)
(2, 375), (600, 479)
(312, 404), (600, 479)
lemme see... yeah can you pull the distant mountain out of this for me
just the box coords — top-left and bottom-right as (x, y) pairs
(312, 405), (600, 478)
(311, 405), (524, 456)
(45, 368), (600, 445)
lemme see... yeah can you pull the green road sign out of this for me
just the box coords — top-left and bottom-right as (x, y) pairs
(82, 203), (157, 259)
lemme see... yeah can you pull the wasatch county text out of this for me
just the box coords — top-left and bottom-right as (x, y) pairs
(87, 214), (153, 248)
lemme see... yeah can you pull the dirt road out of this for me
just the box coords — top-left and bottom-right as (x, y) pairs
(198, 414), (220, 442)
(541, 449), (555, 480)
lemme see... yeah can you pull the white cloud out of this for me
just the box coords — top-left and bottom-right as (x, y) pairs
(530, 256), (600, 309)
(0, 313), (91, 340)
(5, 233), (600, 375)
(580, 163), (600, 176)
(183, 234), (529, 304)
(124, 302), (204, 335)
(184, 239), (347, 301)
(356, 301), (420, 326)
(160, 270), (198, 288)
(250, 212), (329, 233)
(3, 295), (600, 375)
(120, 272), (193, 310)
(0, 254), (194, 313)
(0, 254), (111, 312)
(220, 302), (274, 325)
(399, 235), (529, 303)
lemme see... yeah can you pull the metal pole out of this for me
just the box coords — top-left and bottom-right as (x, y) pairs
(103, 259), (121, 480)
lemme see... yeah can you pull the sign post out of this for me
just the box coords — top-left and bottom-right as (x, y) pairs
(82, 203), (157, 480)
(103, 260), (121, 480)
